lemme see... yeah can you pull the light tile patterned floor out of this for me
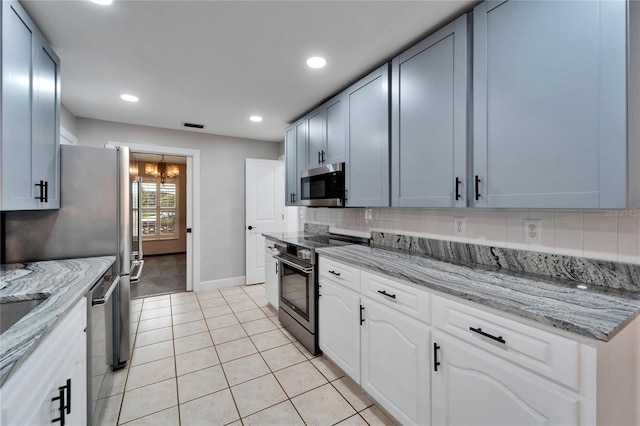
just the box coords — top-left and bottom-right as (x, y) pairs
(98, 284), (397, 425)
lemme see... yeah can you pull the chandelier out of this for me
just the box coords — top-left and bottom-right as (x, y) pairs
(145, 155), (179, 184)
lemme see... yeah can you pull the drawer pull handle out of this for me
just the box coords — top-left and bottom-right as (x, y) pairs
(434, 343), (441, 372)
(377, 290), (396, 299)
(360, 305), (365, 325)
(469, 327), (506, 344)
(328, 270), (341, 276)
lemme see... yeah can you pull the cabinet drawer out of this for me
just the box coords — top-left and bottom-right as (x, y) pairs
(319, 256), (360, 292)
(361, 271), (430, 323)
(432, 295), (579, 391)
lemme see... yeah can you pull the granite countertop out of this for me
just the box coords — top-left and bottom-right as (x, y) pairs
(316, 245), (640, 342)
(0, 256), (115, 385)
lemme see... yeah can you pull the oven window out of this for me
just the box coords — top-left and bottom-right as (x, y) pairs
(281, 264), (309, 320)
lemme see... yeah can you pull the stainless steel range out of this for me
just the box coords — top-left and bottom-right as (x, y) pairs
(273, 233), (369, 355)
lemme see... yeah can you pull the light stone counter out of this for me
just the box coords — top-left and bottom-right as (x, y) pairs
(0, 256), (115, 385)
(317, 245), (640, 342)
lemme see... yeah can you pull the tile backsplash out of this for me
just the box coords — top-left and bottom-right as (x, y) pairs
(301, 208), (640, 265)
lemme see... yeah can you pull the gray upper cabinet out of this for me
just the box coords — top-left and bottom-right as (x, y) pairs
(1, 0), (60, 211)
(284, 125), (297, 206)
(284, 118), (306, 206)
(306, 107), (325, 169)
(304, 93), (346, 170)
(346, 65), (390, 207)
(324, 94), (346, 166)
(472, 0), (627, 208)
(391, 15), (468, 208)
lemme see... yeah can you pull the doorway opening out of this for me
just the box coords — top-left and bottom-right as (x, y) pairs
(107, 141), (201, 297)
(130, 152), (187, 298)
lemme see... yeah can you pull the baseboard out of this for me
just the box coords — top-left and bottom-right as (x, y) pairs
(196, 276), (246, 291)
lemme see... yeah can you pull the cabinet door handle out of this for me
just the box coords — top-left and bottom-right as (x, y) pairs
(469, 327), (506, 344)
(360, 305), (365, 325)
(275, 263), (278, 274)
(35, 180), (45, 202)
(44, 181), (49, 203)
(328, 270), (341, 276)
(434, 343), (441, 372)
(51, 378), (71, 425)
(455, 177), (461, 201)
(321, 150), (325, 163)
(474, 175), (481, 201)
(377, 289), (396, 299)
(318, 151), (321, 164)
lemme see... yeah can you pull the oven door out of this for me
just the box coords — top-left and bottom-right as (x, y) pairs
(276, 254), (315, 332)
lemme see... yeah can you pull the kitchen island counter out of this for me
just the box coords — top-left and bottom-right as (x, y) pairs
(0, 256), (115, 385)
(317, 245), (640, 342)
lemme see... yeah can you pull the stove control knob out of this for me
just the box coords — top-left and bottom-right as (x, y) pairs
(298, 249), (311, 260)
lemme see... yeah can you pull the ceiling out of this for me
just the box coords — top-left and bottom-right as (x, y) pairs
(21, 0), (477, 143)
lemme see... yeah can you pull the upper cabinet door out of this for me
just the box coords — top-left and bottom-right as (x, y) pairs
(284, 125), (297, 206)
(306, 107), (325, 169)
(294, 119), (307, 204)
(324, 93), (346, 166)
(2, 1), (35, 210)
(392, 15), (468, 208)
(346, 65), (391, 207)
(1, 0), (60, 211)
(31, 35), (61, 209)
(473, 0), (627, 208)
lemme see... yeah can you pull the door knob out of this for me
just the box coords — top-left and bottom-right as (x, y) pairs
(248, 225), (256, 230)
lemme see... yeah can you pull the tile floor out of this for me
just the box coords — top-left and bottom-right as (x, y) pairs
(97, 284), (398, 425)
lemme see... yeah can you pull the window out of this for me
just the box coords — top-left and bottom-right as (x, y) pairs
(133, 178), (179, 240)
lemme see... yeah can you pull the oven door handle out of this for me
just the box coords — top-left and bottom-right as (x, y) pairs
(92, 275), (120, 306)
(274, 256), (314, 274)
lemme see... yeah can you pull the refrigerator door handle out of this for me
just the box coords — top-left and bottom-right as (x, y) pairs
(91, 275), (120, 306)
(130, 259), (145, 282)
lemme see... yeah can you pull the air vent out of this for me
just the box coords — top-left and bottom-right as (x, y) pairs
(182, 122), (205, 129)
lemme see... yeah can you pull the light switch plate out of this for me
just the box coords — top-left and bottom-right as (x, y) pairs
(524, 219), (542, 243)
(454, 217), (466, 237)
(299, 209), (304, 220)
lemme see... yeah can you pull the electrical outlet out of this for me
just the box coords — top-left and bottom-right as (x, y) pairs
(365, 209), (373, 221)
(310, 209), (317, 221)
(453, 217), (466, 237)
(299, 209), (304, 220)
(524, 219), (542, 243)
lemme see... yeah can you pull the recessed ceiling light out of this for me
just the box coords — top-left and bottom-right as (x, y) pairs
(250, 116), (263, 122)
(90, 0), (113, 5)
(306, 56), (327, 69)
(120, 94), (139, 103)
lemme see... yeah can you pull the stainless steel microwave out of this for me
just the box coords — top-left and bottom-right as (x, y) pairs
(300, 162), (345, 207)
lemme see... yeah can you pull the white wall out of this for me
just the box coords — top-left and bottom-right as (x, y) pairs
(302, 207), (640, 264)
(60, 103), (78, 135)
(76, 117), (282, 284)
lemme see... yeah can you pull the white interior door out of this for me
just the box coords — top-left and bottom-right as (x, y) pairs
(245, 159), (284, 285)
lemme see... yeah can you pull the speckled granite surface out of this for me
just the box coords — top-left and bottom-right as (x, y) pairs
(371, 232), (640, 293)
(0, 256), (115, 385)
(317, 245), (640, 341)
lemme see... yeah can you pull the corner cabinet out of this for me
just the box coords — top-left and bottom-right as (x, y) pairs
(472, 0), (627, 208)
(345, 65), (391, 207)
(0, 298), (87, 425)
(1, 0), (61, 211)
(392, 15), (468, 208)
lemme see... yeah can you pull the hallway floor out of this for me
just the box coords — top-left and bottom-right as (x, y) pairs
(95, 284), (397, 425)
(131, 253), (186, 299)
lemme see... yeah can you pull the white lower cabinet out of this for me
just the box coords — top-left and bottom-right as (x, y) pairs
(0, 298), (87, 425)
(264, 241), (279, 308)
(318, 280), (361, 382)
(361, 297), (430, 426)
(318, 255), (640, 426)
(431, 330), (579, 426)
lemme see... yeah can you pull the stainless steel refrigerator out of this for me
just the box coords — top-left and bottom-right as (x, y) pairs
(3, 144), (132, 366)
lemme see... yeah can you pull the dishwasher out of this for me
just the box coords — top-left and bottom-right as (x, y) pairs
(86, 265), (119, 426)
